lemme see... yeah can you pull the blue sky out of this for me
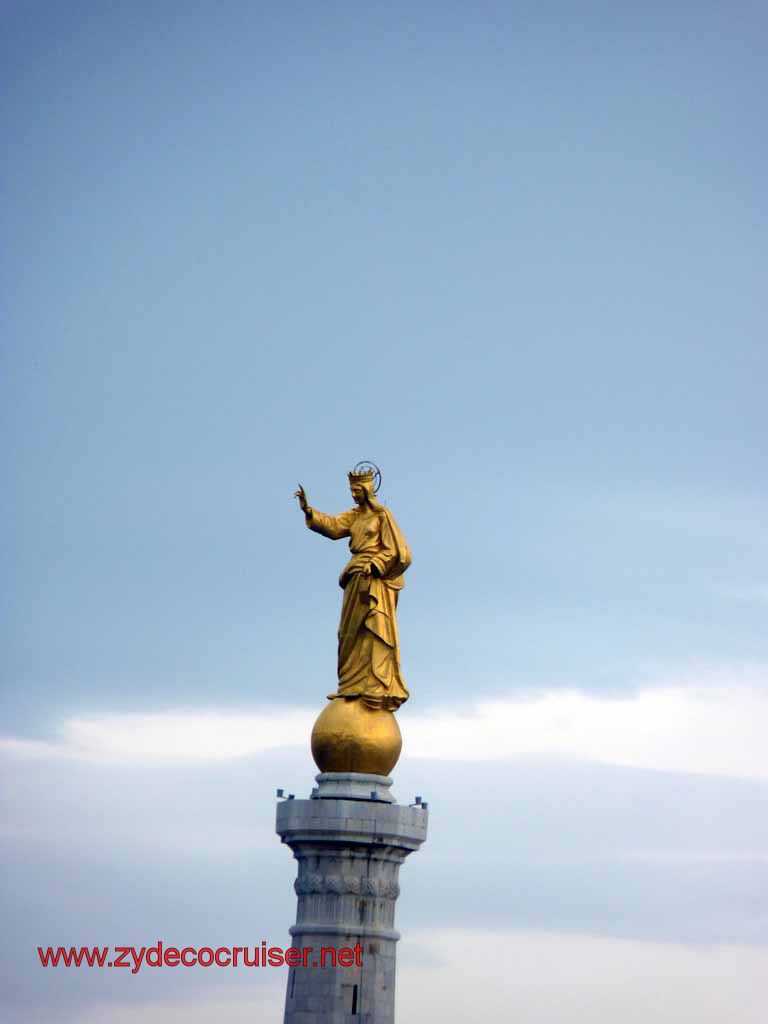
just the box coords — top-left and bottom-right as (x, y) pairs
(2, 3), (767, 1021)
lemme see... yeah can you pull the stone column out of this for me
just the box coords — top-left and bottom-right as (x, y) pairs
(276, 772), (428, 1024)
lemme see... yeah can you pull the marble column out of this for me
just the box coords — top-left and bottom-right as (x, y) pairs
(276, 772), (428, 1024)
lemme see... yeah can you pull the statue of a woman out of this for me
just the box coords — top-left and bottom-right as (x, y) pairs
(295, 465), (411, 711)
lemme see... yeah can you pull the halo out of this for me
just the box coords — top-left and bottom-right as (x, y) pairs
(352, 460), (382, 494)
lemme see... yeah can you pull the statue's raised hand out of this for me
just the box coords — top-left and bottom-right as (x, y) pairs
(294, 484), (309, 513)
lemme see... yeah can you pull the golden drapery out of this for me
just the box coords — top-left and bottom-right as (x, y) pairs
(307, 501), (411, 710)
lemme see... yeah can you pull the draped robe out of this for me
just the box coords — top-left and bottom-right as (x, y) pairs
(307, 503), (411, 709)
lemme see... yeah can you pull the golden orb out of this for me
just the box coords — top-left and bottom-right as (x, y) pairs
(311, 698), (402, 775)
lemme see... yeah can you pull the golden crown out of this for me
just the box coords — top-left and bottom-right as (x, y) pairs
(348, 461), (381, 492)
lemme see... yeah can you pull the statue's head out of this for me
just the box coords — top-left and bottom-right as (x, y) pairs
(348, 462), (380, 507)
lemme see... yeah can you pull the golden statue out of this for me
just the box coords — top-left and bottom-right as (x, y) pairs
(294, 463), (411, 775)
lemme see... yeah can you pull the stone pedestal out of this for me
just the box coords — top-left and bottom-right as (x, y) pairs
(276, 772), (428, 1023)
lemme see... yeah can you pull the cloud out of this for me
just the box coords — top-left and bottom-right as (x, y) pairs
(397, 927), (768, 1024)
(2, 680), (766, 780)
(619, 850), (768, 865)
(720, 583), (768, 603)
(0, 710), (315, 762)
(403, 683), (768, 780)
(8, 985), (284, 1024)
(13, 930), (767, 1024)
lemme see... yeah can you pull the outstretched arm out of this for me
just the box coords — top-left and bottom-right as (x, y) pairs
(294, 484), (353, 540)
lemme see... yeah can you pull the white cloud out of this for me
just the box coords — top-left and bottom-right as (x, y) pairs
(23, 930), (768, 1024)
(620, 850), (768, 864)
(398, 927), (768, 1024)
(721, 583), (768, 603)
(402, 684), (768, 779)
(1, 681), (766, 780)
(0, 710), (315, 762)
(35, 985), (283, 1024)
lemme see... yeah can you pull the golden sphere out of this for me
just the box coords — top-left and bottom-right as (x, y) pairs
(311, 698), (402, 776)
